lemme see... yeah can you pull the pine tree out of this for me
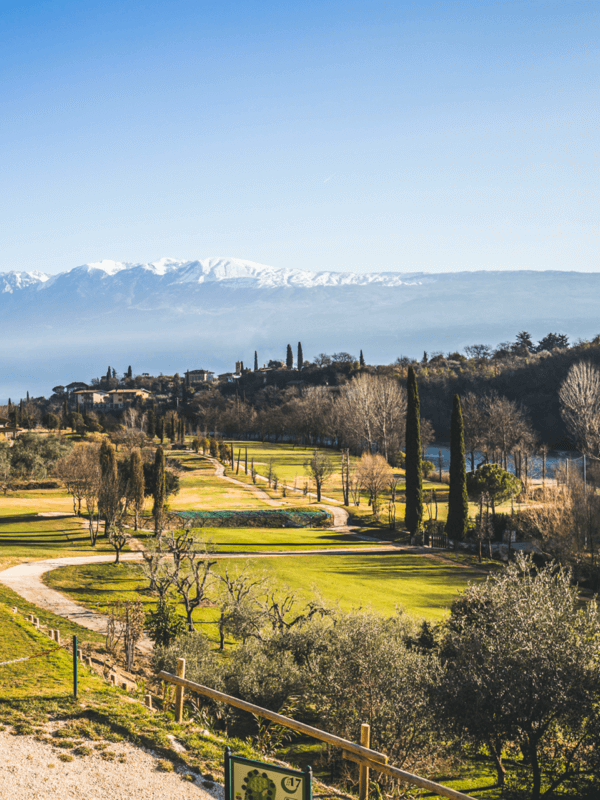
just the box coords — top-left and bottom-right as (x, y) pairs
(359, 350), (365, 367)
(405, 366), (423, 537)
(297, 342), (303, 371)
(254, 351), (258, 371)
(153, 446), (165, 535)
(286, 344), (294, 369)
(129, 448), (145, 531)
(446, 394), (469, 543)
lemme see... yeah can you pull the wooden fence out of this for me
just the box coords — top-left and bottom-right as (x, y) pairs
(159, 664), (477, 800)
(423, 530), (449, 548)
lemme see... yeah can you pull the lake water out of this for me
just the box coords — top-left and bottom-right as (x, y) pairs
(425, 444), (584, 481)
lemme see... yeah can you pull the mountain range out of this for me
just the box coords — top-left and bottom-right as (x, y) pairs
(2, 257), (599, 400)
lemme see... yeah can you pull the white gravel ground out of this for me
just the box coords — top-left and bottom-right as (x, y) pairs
(0, 729), (225, 800)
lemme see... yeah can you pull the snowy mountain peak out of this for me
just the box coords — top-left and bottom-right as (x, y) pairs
(0, 270), (49, 293)
(0, 256), (441, 292)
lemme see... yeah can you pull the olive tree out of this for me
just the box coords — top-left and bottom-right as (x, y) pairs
(439, 554), (600, 799)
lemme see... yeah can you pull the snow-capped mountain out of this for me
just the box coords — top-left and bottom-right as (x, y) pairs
(1, 256), (598, 399)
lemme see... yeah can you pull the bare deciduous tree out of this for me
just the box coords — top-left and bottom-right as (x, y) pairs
(304, 449), (336, 502)
(356, 452), (393, 518)
(559, 361), (600, 456)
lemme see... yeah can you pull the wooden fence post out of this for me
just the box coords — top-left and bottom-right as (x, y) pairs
(359, 723), (370, 800)
(175, 658), (186, 723)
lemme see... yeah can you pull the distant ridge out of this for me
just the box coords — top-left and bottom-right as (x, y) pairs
(1, 257), (599, 399)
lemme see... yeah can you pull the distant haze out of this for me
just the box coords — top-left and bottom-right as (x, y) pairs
(1, 257), (598, 400)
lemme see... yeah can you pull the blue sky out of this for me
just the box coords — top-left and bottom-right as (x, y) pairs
(1, 0), (598, 275)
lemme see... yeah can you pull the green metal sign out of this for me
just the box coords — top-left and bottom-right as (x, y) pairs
(225, 748), (312, 800)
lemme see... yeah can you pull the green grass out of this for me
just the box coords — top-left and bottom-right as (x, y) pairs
(0, 604), (105, 700)
(46, 549), (483, 626)
(243, 552), (483, 620)
(0, 513), (117, 568)
(171, 453), (271, 510)
(0, 581), (105, 645)
(199, 526), (386, 552)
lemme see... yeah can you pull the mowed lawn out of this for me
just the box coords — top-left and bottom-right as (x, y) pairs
(188, 526), (386, 552)
(172, 452), (272, 510)
(212, 441), (467, 525)
(244, 552), (482, 620)
(0, 513), (116, 569)
(46, 550), (482, 628)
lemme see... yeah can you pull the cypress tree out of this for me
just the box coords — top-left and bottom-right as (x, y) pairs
(405, 366), (423, 537)
(254, 351), (258, 371)
(446, 395), (469, 543)
(286, 344), (294, 369)
(153, 445), (165, 535)
(99, 439), (118, 535)
(297, 342), (303, 371)
(147, 408), (156, 439)
(359, 350), (365, 367)
(127, 365), (133, 379)
(129, 448), (145, 531)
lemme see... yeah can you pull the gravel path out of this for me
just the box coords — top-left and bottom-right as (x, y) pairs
(0, 728), (224, 800)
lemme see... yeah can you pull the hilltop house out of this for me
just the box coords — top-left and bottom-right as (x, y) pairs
(73, 388), (152, 409)
(185, 369), (215, 385)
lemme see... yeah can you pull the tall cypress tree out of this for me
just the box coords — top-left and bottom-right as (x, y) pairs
(405, 366), (423, 536)
(153, 445), (165, 535)
(359, 350), (365, 367)
(297, 342), (303, 371)
(446, 394), (469, 543)
(146, 409), (155, 439)
(286, 344), (294, 369)
(129, 448), (145, 531)
(254, 351), (258, 371)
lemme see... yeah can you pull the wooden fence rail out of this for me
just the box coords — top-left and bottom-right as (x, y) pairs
(158, 669), (477, 800)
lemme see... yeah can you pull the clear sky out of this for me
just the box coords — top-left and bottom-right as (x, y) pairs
(1, 0), (598, 275)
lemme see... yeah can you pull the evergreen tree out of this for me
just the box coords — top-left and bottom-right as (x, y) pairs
(129, 448), (145, 531)
(106, 366), (111, 382)
(446, 394), (469, 543)
(99, 439), (118, 536)
(254, 351), (258, 371)
(405, 366), (423, 536)
(147, 409), (156, 439)
(153, 446), (165, 534)
(127, 365), (133, 379)
(359, 350), (365, 367)
(286, 343), (294, 369)
(111, 367), (116, 379)
(297, 342), (303, 371)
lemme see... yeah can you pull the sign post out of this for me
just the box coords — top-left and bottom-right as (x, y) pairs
(225, 748), (312, 800)
(72, 635), (78, 699)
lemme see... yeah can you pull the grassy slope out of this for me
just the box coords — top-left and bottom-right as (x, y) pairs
(0, 604), (105, 700)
